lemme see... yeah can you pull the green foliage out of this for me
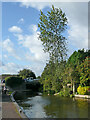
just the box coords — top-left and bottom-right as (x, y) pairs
(26, 82), (42, 92)
(40, 61), (65, 93)
(40, 49), (89, 95)
(59, 90), (64, 96)
(70, 94), (74, 98)
(59, 88), (70, 97)
(67, 49), (89, 68)
(38, 4), (89, 95)
(38, 5), (68, 62)
(37, 76), (40, 79)
(5, 76), (23, 88)
(63, 49), (89, 91)
(77, 86), (90, 95)
(18, 69), (36, 79)
(77, 57), (90, 86)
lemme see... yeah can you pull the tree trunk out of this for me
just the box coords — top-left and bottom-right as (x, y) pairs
(71, 79), (73, 90)
(73, 82), (75, 93)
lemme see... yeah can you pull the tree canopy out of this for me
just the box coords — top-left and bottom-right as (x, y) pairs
(67, 49), (89, 68)
(18, 69), (36, 79)
(38, 5), (68, 62)
(40, 49), (89, 94)
(77, 56), (90, 86)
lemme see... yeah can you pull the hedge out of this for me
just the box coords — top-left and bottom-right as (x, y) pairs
(5, 76), (23, 88)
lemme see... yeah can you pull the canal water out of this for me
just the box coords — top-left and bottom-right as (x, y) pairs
(14, 91), (90, 118)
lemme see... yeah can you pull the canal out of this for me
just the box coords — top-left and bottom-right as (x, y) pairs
(14, 91), (90, 118)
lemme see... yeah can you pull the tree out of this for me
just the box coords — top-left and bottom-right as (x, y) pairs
(64, 65), (79, 93)
(40, 61), (56, 92)
(67, 49), (89, 68)
(64, 49), (89, 93)
(40, 60), (66, 93)
(38, 5), (68, 62)
(18, 69), (36, 79)
(77, 56), (90, 86)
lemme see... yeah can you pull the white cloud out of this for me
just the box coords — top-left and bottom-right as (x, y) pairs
(19, 0), (89, 10)
(13, 2), (88, 75)
(14, 24), (49, 75)
(1, 61), (45, 76)
(25, 63), (46, 76)
(14, 34), (24, 41)
(2, 2), (88, 76)
(19, 2), (88, 51)
(2, 62), (23, 74)
(18, 18), (24, 24)
(3, 39), (14, 53)
(42, 2), (88, 52)
(15, 26), (49, 62)
(29, 24), (38, 32)
(3, 38), (21, 60)
(68, 25), (88, 49)
(20, 2), (51, 10)
(8, 26), (23, 33)
(3, 54), (8, 59)
(2, 0), (89, 2)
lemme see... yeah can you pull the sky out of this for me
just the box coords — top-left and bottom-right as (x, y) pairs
(0, 0), (89, 76)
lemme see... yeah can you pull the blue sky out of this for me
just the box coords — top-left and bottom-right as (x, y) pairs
(0, 1), (88, 76)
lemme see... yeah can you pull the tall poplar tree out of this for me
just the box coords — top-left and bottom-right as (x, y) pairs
(38, 5), (68, 62)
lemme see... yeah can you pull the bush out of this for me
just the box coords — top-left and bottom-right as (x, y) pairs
(77, 86), (90, 95)
(5, 76), (23, 88)
(59, 90), (64, 96)
(59, 88), (70, 97)
(70, 94), (74, 98)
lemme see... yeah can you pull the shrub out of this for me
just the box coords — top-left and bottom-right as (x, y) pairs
(70, 94), (74, 98)
(59, 90), (64, 96)
(5, 76), (23, 88)
(77, 86), (90, 95)
(59, 88), (70, 97)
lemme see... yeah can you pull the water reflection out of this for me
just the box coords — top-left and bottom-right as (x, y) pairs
(24, 96), (49, 118)
(15, 92), (89, 118)
(43, 96), (88, 118)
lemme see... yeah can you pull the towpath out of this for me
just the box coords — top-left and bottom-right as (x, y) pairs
(2, 92), (29, 119)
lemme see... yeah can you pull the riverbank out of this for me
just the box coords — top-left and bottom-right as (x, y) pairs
(75, 94), (90, 99)
(2, 92), (29, 119)
(54, 92), (90, 99)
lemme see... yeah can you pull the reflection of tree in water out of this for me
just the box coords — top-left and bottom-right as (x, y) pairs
(14, 91), (38, 101)
(43, 96), (89, 118)
(75, 98), (88, 118)
(18, 102), (32, 109)
(14, 91), (38, 110)
(14, 92), (89, 118)
(14, 92), (27, 101)
(43, 96), (71, 118)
